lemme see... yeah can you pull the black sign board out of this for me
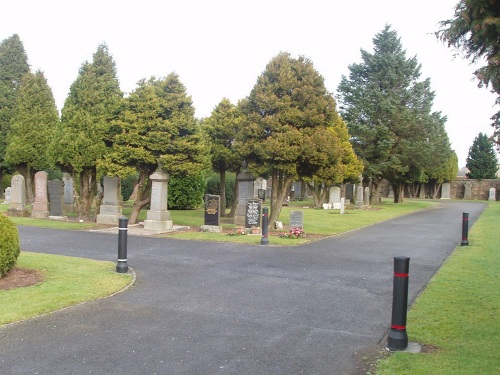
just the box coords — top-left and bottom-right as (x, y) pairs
(245, 198), (262, 228)
(204, 194), (220, 226)
(289, 210), (304, 229)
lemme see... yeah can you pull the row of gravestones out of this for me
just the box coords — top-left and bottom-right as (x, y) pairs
(440, 182), (496, 201)
(4, 173), (74, 218)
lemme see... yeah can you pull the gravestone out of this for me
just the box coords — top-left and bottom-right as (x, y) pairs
(3, 187), (11, 204)
(345, 183), (354, 203)
(48, 179), (64, 217)
(340, 197), (345, 215)
(364, 187), (370, 206)
(257, 189), (266, 202)
(388, 186), (394, 198)
(245, 198), (262, 232)
(8, 175), (29, 216)
(234, 162), (256, 226)
(329, 186), (341, 209)
(201, 194), (221, 232)
(144, 170), (172, 231)
(488, 187), (496, 201)
(441, 182), (451, 199)
(289, 210), (304, 230)
(419, 183), (426, 199)
(96, 176), (123, 225)
(355, 184), (364, 207)
(63, 174), (74, 213)
(32, 171), (49, 219)
(464, 182), (472, 200)
(254, 178), (267, 199)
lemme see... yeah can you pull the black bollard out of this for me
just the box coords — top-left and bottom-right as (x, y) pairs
(387, 256), (410, 351)
(461, 212), (469, 246)
(116, 217), (129, 273)
(261, 207), (269, 245)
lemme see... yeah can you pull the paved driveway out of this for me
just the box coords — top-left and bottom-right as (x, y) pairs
(0, 201), (486, 374)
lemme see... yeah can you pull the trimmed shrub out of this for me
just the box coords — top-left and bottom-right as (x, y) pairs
(168, 173), (205, 210)
(121, 173), (138, 202)
(0, 214), (21, 277)
(205, 173), (236, 208)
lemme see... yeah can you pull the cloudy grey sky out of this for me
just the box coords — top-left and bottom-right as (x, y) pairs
(2, 0), (498, 167)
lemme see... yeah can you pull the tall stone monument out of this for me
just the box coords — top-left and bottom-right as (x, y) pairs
(63, 173), (74, 213)
(8, 175), (29, 216)
(32, 171), (49, 219)
(96, 176), (123, 225)
(144, 170), (172, 231)
(355, 184), (364, 207)
(234, 162), (256, 227)
(48, 180), (64, 217)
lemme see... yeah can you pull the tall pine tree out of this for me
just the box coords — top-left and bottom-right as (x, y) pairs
(4, 70), (59, 202)
(51, 44), (123, 221)
(466, 132), (498, 179)
(0, 34), (30, 185)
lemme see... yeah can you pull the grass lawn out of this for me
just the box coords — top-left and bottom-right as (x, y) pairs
(375, 202), (500, 375)
(0, 252), (133, 327)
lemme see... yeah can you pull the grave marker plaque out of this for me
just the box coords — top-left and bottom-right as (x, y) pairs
(289, 210), (304, 230)
(245, 198), (261, 228)
(204, 194), (221, 226)
(257, 189), (266, 202)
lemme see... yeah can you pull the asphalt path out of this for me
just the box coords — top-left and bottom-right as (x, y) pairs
(0, 201), (487, 375)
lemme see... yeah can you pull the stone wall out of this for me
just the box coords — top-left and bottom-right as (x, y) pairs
(450, 179), (499, 200)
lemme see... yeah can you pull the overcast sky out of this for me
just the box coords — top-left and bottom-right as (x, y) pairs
(2, 0), (498, 167)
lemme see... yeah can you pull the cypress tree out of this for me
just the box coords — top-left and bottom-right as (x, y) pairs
(466, 133), (498, 179)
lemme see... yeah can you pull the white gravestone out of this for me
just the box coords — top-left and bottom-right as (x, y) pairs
(441, 183), (451, 199)
(488, 187), (496, 201)
(3, 187), (11, 204)
(9, 175), (27, 214)
(144, 170), (172, 231)
(329, 186), (341, 209)
(340, 197), (345, 215)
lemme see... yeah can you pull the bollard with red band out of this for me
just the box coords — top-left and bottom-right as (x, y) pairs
(261, 207), (269, 245)
(461, 212), (469, 246)
(387, 256), (410, 350)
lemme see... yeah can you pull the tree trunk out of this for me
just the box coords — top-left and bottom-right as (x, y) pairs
(269, 168), (294, 226)
(228, 168), (240, 218)
(370, 177), (383, 205)
(129, 170), (152, 224)
(307, 181), (327, 208)
(392, 183), (404, 203)
(16, 164), (35, 204)
(220, 170), (227, 217)
(75, 167), (97, 221)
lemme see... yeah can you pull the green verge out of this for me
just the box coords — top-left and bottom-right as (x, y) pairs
(376, 202), (500, 375)
(0, 252), (132, 327)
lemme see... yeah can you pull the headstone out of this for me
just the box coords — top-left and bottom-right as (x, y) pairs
(48, 179), (64, 217)
(96, 176), (123, 225)
(364, 187), (370, 206)
(441, 182), (451, 199)
(3, 187), (11, 204)
(63, 174), (74, 213)
(257, 189), (266, 202)
(388, 185), (394, 198)
(488, 187), (496, 201)
(292, 181), (302, 200)
(144, 170), (172, 231)
(234, 162), (256, 226)
(419, 183), (426, 199)
(8, 175), (29, 216)
(340, 197), (345, 215)
(345, 184), (354, 203)
(464, 182), (472, 200)
(201, 194), (221, 232)
(329, 186), (341, 209)
(289, 210), (304, 230)
(32, 171), (49, 219)
(253, 177), (267, 198)
(245, 198), (262, 231)
(355, 184), (364, 207)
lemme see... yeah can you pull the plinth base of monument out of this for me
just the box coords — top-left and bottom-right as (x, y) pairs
(143, 219), (173, 231)
(200, 225), (222, 232)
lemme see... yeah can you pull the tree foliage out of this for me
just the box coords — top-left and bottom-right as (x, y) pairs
(338, 25), (452, 202)
(101, 74), (208, 223)
(237, 52), (361, 223)
(0, 34), (29, 180)
(437, 0), (500, 143)
(466, 132), (498, 179)
(52, 44), (123, 220)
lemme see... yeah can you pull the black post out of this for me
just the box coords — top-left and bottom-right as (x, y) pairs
(387, 256), (410, 351)
(261, 207), (269, 245)
(461, 212), (469, 246)
(116, 217), (129, 273)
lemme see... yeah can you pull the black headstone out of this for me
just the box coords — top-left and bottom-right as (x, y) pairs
(257, 189), (266, 202)
(245, 199), (262, 228)
(204, 194), (220, 226)
(48, 179), (63, 216)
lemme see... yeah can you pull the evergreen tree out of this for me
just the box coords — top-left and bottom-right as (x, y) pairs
(338, 25), (448, 203)
(466, 132), (498, 179)
(4, 70), (59, 202)
(203, 98), (243, 216)
(101, 74), (208, 224)
(51, 44), (123, 221)
(0, 34), (30, 184)
(237, 52), (362, 224)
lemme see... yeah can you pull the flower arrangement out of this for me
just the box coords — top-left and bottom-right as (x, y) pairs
(228, 229), (247, 236)
(280, 227), (305, 239)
